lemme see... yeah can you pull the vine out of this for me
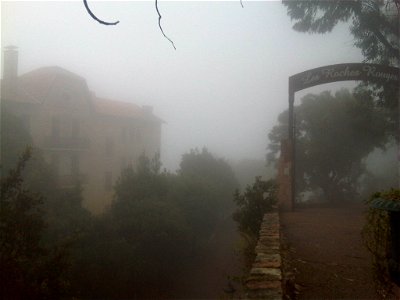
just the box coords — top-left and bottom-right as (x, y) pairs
(362, 188), (400, 298)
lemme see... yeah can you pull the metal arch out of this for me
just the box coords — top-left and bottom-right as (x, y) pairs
(287, 63), (399, 209)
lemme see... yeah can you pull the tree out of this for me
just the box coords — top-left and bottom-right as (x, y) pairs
(0, 148), (70, 299)
(179, 148), (239, 214)
(83, 154), (192, 298)
(1, 108), (92, 299)
(283, 0), (399, 139)
(268, 89), (388, 203)
(176, 148), (239, 242)
(64, 150), (239, 298)
(1, 107), (91, 247)
(283, 0), (399, 66)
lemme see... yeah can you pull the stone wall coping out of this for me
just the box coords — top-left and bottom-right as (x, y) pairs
(245, 211), (283, 299)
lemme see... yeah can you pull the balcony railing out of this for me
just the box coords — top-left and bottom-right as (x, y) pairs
(43, 136), (90, 150)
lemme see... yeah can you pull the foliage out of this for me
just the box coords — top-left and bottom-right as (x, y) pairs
(1, 108), (240, 298)
(233, 176), (277, 239)
(360, 142), (398, 198)
(283, 0), (399, 66)
(1, 109), (92, 299)
(268, 89), (388, 203)
(69, 154), (190, 298)
(232, 177), (276, 270)
(179, 148), (239, 207)
(42, 184), (92, 247)
(362, 189), (400, 298)
(0, 148), (70, 299)
(2, 108), (92, 242)
(283, 0), (399, 139)
(69, 150), (239, 298)
(1, 111), (33, 176)
(112, 154), (192, 270)
(179, 148), (239, 234)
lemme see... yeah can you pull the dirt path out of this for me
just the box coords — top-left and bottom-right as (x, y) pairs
(281, 203), (378, 299)
(173, 215), (244, 299)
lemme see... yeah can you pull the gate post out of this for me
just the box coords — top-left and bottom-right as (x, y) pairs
(287, 82), (295, 210)
(277, 139), (293, 211)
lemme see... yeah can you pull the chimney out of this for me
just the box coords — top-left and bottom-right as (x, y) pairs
(2, 45), (18, 101)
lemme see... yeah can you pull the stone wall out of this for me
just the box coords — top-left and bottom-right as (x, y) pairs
(245, 212), (283, 299)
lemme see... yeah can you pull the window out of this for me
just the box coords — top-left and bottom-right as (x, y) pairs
(52, 116), (60, 138)
(129, 127), (135, 142)
(136, 129), (142, 144)
(105, 137), (114, 156)
(59, 155), (71, 176)
(121, 156), (126, 170)
(72, 119), (80, 137)
(21, 114), (30, 133)
(62, 92), (71, 105)
(121, 128), (127, 142)
(51, 153), (60, 176)
(104, 171), (112, 191)
(71, 154), (79, 175)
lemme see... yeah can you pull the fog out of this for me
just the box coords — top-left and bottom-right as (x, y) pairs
(2, 1), (399, 299)
(2, 0), (363, 171)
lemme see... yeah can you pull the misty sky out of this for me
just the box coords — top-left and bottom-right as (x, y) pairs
(1, 1), (364, 171)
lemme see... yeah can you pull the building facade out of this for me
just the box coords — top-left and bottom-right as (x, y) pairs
(1, 46), (163, 213)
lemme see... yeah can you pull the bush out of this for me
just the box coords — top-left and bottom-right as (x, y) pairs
(362, 188), (400, 298)
(233, 177), (277, 239)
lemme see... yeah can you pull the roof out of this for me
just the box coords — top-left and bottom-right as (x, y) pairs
(94, 97), (142, 118)
(13, 66), (86, 104)
(93, 97), (164, 123)
(4, 65), (164, 123)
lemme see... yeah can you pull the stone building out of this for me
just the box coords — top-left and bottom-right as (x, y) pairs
(1, 46), (163, 213)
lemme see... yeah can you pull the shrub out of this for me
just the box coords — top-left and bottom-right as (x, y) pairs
(362, 188), (400, 298)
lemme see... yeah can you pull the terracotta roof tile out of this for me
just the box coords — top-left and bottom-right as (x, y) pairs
(4, 65), (163, 122)
(15, 66), (86, 104)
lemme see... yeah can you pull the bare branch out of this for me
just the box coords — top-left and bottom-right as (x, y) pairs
(83, 0), (119, 26)
(155, 0), (176, 50)
(83, 0), (176, 48)
(240, 0), (244, 8)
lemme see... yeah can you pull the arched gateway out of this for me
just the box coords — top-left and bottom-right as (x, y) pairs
(278, 63), (399, 210)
